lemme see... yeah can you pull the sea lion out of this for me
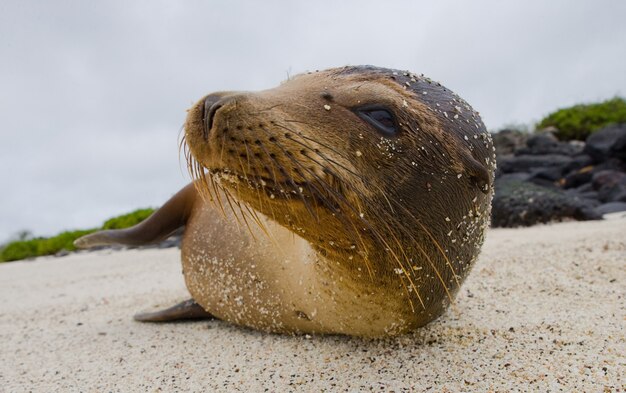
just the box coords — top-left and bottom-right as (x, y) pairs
(75, 66), (496, 337)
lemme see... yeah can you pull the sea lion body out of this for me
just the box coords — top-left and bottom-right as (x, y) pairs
(76, 66), (495, 337)
(181, 199), (404, 335)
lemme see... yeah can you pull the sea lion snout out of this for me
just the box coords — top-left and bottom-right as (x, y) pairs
(184, 91), (244, 168)
(200, 93), (240, 141)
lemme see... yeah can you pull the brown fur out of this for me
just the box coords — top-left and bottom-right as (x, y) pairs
(178, 66), (495, 335)
(73, 66), (497, 336)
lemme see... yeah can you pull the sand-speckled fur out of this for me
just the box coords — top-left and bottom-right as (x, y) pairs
(76, 66), (495, 337)
(180, 66), (496, 336)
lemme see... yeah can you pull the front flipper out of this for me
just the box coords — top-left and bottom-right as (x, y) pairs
(74, 182), (198, 249)
(134, 299), (214, 322)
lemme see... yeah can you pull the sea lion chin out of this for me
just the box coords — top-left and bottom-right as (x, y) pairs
(76, 66), (496, 337)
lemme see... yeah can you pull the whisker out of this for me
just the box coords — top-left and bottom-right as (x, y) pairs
(368, 223), (422, 310)
(234, 197), (258, 242)
(278, 125), (395, 216)
(242, 203), (270, 239)
(269, 139), (376, 277)
(281, 149), (373, 266)
(392, 199), (462, 291)
(275, 125), (367, 183)
(295, 132), (359, 168)
(277, 123), (431, 308)
(416, 220), (461, 290)
(375, 208), (455, 308)
(210, 172), (228, 219)
(259, 124), (374, 267)
(219, 131), (227, 162)
(182, 112), (457, 315)
(221, 187), (245, 230)
(375, 216), (426, 309)
(242, 140), (253, 173)
(255, 140), (300, 219)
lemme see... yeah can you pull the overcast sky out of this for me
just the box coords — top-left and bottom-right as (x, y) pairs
(1, 0), (625, 242)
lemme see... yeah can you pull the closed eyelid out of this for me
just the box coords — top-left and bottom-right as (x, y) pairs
(354, 106), (398, 136)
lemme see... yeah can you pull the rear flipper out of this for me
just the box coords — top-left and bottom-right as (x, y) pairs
(74, 183), (210, 323)
(134, 299), (214, 322)
(74, 183), (198, 249)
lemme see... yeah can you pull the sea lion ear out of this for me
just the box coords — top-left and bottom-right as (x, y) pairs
(459, 149), (491, 194)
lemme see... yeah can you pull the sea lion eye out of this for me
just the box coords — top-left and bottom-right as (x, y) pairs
(355, 106), (398, 136)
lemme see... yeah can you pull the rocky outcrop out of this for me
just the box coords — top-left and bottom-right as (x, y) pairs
(584, 124), (626, 162)
(492, 129), (528, 156)
(492, 178), (600, 228)
(491, 124), (626, 227)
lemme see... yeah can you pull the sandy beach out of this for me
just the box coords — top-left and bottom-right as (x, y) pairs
(1, 216), (624, 392)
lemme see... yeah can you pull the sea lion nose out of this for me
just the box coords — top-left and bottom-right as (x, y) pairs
(203, 95), (224, 138)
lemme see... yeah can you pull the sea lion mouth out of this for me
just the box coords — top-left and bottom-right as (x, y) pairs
(210, 168), (314, 201)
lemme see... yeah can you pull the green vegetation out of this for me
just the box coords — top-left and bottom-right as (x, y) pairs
(0, 230), (96, 262)
(537, 97), (626, 141)
(0, 208), (155, 263)
(102, 208), (155, 230)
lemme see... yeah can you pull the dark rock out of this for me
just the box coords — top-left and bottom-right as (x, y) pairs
(55, 249), (70, 257)
(563, 154), (593, 173)
(492, 129), (529, 156)
(584, 124), (626, 162)
(612, 133), (626, 161)
(606, 188), (626, 203)
(592, 170), (626, 188)
(562, 165), (595, 189)
(491, 178), (601, 228)
(516, 133), (583, 156)
(529, 166), (565, 182)
(527, 176), (559, 189)
(597, 157), (626, 173)
(594, 202), (626, 215)
(490, 124), (626, 228)
(497, 173), (532, 182)
(498, 154), (574, 174)
(592, 170), (626, 202)
(562, 158), (626, 189)
(574, 182), (594, 193)
(515, 133), (558, 155)
(575, 191), (601, 202)
(563, 189), (601, 209)
(529, 132), (558, 146)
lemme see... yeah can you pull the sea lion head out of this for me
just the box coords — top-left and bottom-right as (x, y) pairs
(183, 66), (495, 323)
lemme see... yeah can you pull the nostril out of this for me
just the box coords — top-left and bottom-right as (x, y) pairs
(206, 103), (222, 131)
(202, 95), (223, 139)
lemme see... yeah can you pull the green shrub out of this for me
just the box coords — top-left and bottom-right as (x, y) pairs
(102, 208), (155, 230)
(0, 229), (95, 262)
(0, 239), (39, 262)
(537, 97), (626, 141)
(37, 230), (97, 255)
(0, 208), (155, 262)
